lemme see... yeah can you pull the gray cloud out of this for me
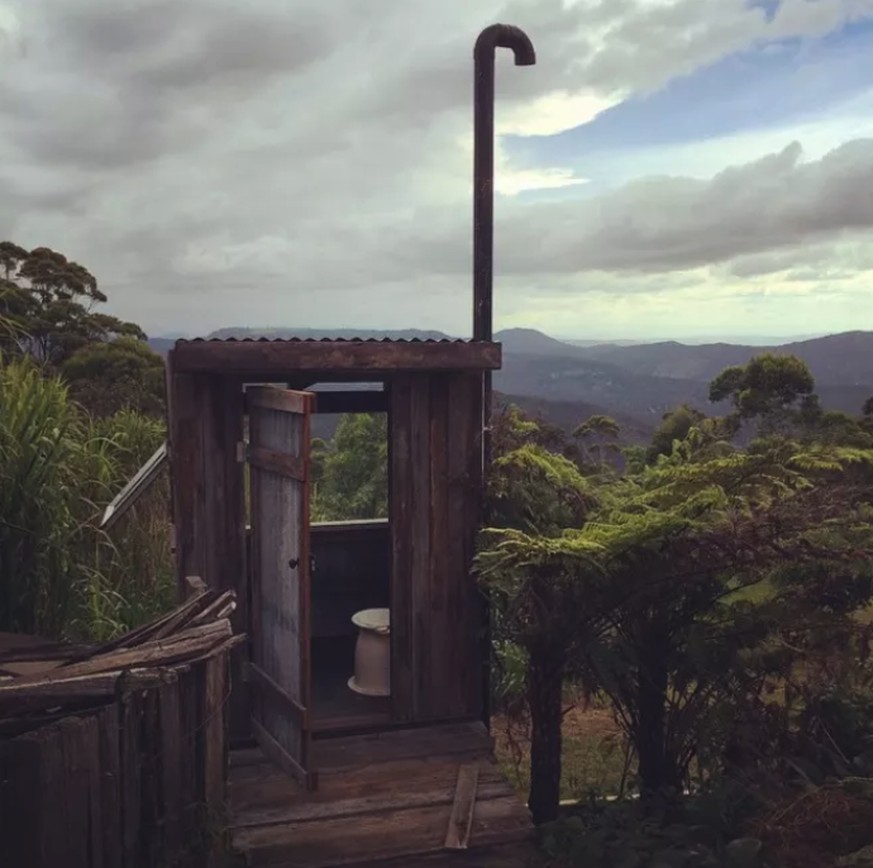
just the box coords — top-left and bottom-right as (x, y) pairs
(398, 139), (873, 278)
(1, 0), (871, 337)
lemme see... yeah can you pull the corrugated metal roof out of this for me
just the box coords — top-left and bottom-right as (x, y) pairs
(175, 337), (477, 345)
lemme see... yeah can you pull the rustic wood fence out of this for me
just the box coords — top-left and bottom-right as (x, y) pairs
(0, 587), (241, 868)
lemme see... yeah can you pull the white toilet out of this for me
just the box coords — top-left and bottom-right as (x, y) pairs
(348, 607), (391, 697)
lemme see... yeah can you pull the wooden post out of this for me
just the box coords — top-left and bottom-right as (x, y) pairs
(167, 360), (249, 742)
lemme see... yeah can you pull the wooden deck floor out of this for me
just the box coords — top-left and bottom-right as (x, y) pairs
(227, 722), (536, 868)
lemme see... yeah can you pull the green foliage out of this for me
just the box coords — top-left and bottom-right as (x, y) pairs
(0, 243), (145, 366)
(540, 788), (765, 868)
(648, 404), (708, 463)
(479, 392), (873, 823)
(574, 414), (622, 473)
(62, 335), (166, 417)
(0, 357), (101, 634)
(709, 354), (815, 436)
(488, 442), (595, 536)
(0, 241), (164, 418)
(0, 356), (173, 638)
(312, 413), (388, 521)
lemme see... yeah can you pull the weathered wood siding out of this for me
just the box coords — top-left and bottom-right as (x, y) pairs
(0, 658), (229, 868)
(166, 358), (248, 740)
(389, 372), (485, 723)
(310, 521), (390, 638)
(247, 387), (314, 788)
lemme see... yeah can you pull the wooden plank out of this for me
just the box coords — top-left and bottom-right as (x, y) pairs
(228, 752), (508, 811)
(424, 374), (450, 720)
(201, 375), (249, 742)
(58, 717), (92, 868)
(0, 728), (48, 867)
(248, 445), (306, 481)
(298, 391), (315, 789)
(229, 746), (270, 769)
(159, 674), (183, 862)
(173, 340), (502, 375)
(248, 402), (264, 734)
(312, 712), (392, 734)
(444, 763), (480, 849)
(204, 653), (229, 868)
(447, 372), (486, 722)
(388, 376), (413, 721)
(167, 368), (207, 597)
(313, 722), (493, 771)
(235, 778), (507, 829)
(97, 703), (123, 868)
(8, 622), (232, 686)
(247, 386), (314, 414)
(120, 692), (143, 867)
(232, 795), (530, 868)
(177, 665), (200, 850)
(141, 687), (163, 866)
(42, 724), (70, 867)
(353, 842), (539, 868)
(252, 717), (310, 785)
(249, 389), (315, 789)
(409, 376), (432, 719)
(82, 715), (105, 868)
(246, 661), (307, 721)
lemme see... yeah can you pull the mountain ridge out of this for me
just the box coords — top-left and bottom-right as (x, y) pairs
(147, 327), (873, 434)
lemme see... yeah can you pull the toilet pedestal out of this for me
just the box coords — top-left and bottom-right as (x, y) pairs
(348, 608), (390, 697)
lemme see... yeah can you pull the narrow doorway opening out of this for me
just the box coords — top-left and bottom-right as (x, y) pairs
(308, 384), (390, 731)
(243, 381), (392, 734)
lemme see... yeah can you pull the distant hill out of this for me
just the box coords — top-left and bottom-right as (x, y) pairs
(146, 337), (176, 357)
(578, 330), (873, 387)
(493, 328), (592, 356)
(147, 326), (873, 432)
(493, 353), (710, 420)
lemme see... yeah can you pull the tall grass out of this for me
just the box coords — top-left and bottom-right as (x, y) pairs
(79, 410), (175, 640)
(0, 357), (174, 640)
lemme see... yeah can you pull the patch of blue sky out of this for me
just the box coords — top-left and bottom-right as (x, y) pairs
(503, 17), (873, 175)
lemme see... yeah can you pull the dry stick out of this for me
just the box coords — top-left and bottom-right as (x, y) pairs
(8, 621), (233, 686)
(186, 592), (237, 628)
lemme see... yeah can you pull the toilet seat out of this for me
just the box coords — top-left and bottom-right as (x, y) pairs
(349, 607), (391, 697)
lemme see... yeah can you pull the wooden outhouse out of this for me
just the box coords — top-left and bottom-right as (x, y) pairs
(160, 23), (539, 862)
(165, 338), (500, 787)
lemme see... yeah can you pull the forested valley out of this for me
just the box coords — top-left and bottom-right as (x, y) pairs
(5, 243), (873, 867)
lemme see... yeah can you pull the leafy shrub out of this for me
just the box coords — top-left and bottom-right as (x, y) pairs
(0, 357), (173, 638)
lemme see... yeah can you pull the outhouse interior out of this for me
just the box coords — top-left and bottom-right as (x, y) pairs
(166, 336), (501, 785)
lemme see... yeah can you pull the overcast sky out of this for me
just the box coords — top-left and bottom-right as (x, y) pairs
(2, 0), (873, 341)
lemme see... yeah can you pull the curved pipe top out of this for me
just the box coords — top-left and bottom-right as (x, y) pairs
(472, 24), (536, 344)
(474, 23), (536, 66)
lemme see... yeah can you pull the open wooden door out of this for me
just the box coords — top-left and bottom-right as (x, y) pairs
(245, 386), (318, 790)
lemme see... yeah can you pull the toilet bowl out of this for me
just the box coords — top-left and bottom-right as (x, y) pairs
(348, 607), (390, 697)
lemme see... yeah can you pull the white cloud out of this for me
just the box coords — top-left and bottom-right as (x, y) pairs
(1, 0), (872, 339)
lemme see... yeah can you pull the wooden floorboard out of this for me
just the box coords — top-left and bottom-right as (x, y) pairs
(356, 842), (542, 868)
(228, 722), (533, 868)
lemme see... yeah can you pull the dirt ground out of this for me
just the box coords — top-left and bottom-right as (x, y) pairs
(492, 700), (628, 801)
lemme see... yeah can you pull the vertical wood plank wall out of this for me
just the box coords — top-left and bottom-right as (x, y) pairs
(167, 354), (249, 740)
(390, 371), (485, 723)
